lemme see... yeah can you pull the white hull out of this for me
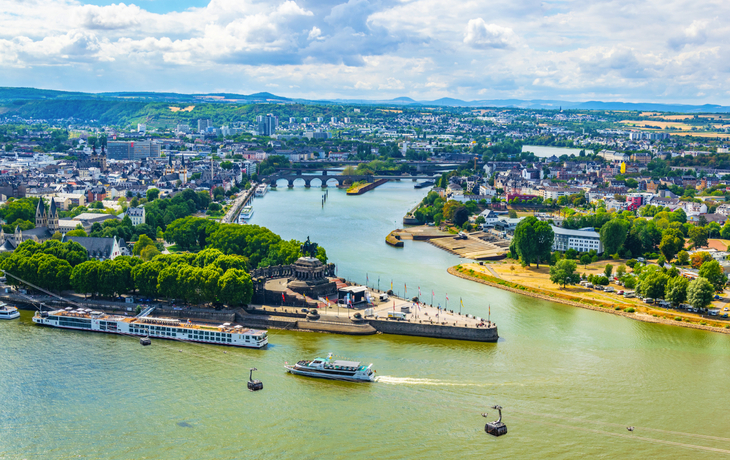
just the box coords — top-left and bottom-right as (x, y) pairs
(285, 366), (374, 382)
(0, 311), (20, 320)
(33, 312), (268, 348)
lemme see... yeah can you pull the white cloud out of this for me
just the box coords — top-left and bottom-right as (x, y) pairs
(0, 0), (729, 103)
(308, 26), (322, 40)
(463, 18), (517, 49)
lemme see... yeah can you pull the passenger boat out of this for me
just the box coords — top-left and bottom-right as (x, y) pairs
(285, 353), (375, 382)
(0, 303), (20, 320)
(239, 205), (254, 220)
(255, 184), (268, 197)
(32, 308), (268, 348)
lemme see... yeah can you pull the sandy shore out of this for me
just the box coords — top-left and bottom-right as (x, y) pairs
(448, 266), (730, 336)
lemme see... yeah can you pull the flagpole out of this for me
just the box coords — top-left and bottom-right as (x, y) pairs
(460, 297), (462, 315)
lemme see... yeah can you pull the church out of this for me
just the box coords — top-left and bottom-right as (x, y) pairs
(0, 198), (60, 251)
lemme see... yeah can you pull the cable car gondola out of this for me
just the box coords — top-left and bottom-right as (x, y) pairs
(248, 367), (263, 391)
(483, 405), (507, 436)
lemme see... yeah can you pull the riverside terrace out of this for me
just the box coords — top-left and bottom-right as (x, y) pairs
(247, 290), (499, 342)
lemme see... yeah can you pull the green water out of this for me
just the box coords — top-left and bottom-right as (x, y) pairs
(2, 182), (730, 459)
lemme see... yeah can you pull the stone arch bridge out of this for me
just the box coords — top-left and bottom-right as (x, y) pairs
(265, 170), (437, 188)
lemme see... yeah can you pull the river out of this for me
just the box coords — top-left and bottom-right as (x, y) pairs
(2, 182), (730, 459)
(522, 145), (586, 158)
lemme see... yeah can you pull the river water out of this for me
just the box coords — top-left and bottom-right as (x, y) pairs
(522, 145), (586, 158)
(2, 182), (730, 459)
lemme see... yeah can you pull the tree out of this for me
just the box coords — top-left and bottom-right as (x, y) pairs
(720, 220), (730, 239)
(637, 267), (670, 299)
(691, 251), (713, 269)
(623, 276), (636, 289)
(688, 226), (708, 249)
(677, 250), (689, 265)
(146, 188), (160, 202)
(508, 209), (517, 218)
(580, 254), (591, 268)
(665, 276), (689, 306)
(121, 214), (133, 228)
(687, 277), (714, 310)
(616, 264), (626, 278)
(549, 259), (580, 288)
(699, 260), (726, 292)
(133, 261), (164, 298)
(604, 264), (613, 278)
(66, 228), (88, 237)
(659, 229), (685, 262)
(599, 219), (629, 256)
(217, 269), (254, 306)
(132, 234), (156, 256)
(71, 260), (101, 297)
(140, 245), (161, 261)
(512, 216), (554, 268)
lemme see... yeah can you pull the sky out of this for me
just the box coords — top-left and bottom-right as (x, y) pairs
(0, 0), (728, 104)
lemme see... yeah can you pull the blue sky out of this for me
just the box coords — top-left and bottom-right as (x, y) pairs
(0, 0), (727, 104)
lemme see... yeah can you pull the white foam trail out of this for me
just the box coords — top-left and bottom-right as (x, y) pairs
(376, 376), (484, 387)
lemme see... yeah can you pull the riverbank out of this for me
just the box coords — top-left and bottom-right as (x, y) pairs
(448, 265), (730, 335)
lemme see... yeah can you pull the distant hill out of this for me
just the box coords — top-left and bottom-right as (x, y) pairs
(0, 87), (292, 104)
(2, 87), (730, 122)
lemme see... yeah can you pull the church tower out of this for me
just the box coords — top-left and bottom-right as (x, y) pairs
(35, 199), (47, 228)
(48, 198), (59, 232)
(100, 145), (107, 172)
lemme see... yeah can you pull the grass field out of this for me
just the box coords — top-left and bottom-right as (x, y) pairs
(620, 119), (695, 130)
(670, 132), (730, 139)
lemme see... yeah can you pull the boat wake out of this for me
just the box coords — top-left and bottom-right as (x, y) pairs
(376, 376), (484, 387)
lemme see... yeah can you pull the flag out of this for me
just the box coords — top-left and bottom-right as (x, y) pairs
(367, 273), (369, 283)
(391, 280), (393, 290)
(460, 298), (464, 308)
(446, 293), (449, 301)
(432, 289), (435, 297)
(404, 284), (407, 295)
(282, 292), (285, 302)
(418, 286), (421, 296)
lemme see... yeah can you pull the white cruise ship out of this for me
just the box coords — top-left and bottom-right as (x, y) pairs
(285, 353), (375, 382)
(239, 205), (254, 220)
(33, 308), (268, 348)
(255, 184), (268, 197)
(0, 303), (20, 320)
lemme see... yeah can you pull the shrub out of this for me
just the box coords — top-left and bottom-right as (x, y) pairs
(675, 317), (682, 321)
(700, 321), (707, 325)
(652, 313), (658, 317)
(626, 307), (635, 313)
(725, 325), (730, 329)
(615, 306), (622, 310)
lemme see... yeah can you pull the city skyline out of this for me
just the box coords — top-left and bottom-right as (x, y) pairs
(0, 0), (727, 104)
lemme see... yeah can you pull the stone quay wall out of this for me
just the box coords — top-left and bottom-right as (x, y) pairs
(367, 319), (498, 342)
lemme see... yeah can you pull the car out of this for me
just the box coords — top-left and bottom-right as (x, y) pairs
(617, 290), (624, 295)
(301, 308), (309, 313)
(714, 295), (721, 300)
(724, 307), (729, 311)
(680, 303), (691, 310)
(723, 313), (729, 318)
(644, 298), (655, 304)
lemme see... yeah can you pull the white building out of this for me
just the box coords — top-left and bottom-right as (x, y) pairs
(126, 207), (146, 226)
(478, 209), (499, 227)
(551, 225), (603, 254)
(137, 124), (146, 134)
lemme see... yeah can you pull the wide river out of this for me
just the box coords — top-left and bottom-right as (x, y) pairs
(2, 182), (730, 459)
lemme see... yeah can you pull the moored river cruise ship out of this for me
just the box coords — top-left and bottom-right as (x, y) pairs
(33, 308), (268, 348)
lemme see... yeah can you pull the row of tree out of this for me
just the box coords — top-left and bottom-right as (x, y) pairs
(548, 258), (723, 310)
(164, 217), (326, 268)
